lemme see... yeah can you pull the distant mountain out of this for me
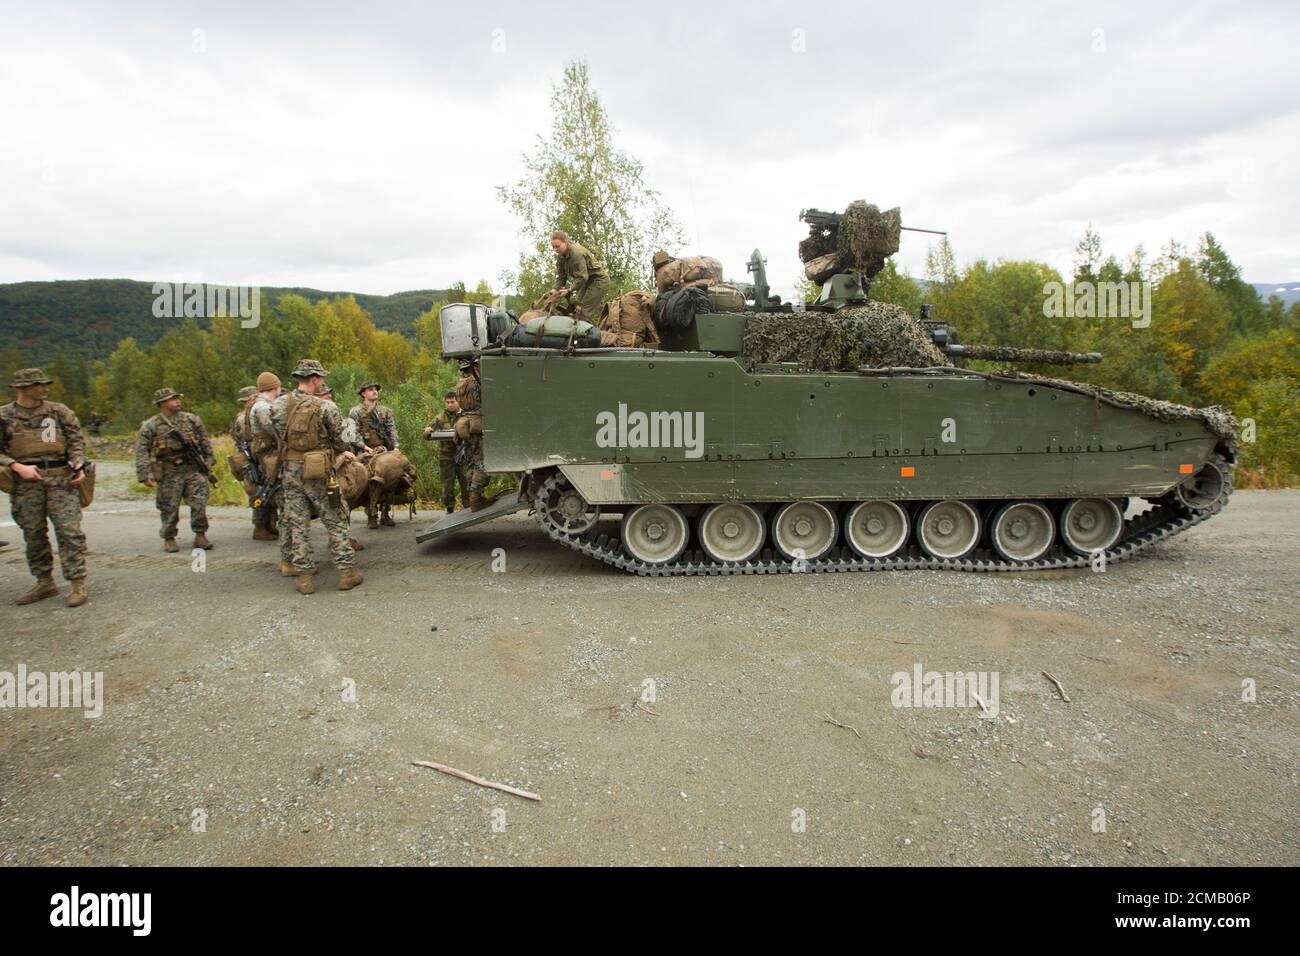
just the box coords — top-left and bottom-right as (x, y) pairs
(0, 279), (464, 364)
(1252, 283), (1300, 308)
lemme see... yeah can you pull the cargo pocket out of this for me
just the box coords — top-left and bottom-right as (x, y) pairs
(302, 450), (329, 481)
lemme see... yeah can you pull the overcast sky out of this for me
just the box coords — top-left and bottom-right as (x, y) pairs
(2, 0), (1296, 299)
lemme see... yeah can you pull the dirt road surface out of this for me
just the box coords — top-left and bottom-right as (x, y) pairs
(2, 474), (1296, 866)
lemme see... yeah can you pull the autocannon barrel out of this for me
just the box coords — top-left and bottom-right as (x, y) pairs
(944, 344), (1102, 364)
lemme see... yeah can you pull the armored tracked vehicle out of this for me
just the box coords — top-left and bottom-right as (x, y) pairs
(418, 206), (1236, 576)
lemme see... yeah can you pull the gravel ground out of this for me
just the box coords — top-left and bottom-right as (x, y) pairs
(1, 477), (1296, 866)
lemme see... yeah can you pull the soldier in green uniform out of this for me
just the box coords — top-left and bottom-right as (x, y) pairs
(232, 385), (277, 541)
(423, 390), (467, 513)
(1, 368), (90, 607)
(347, 381), (400, 528)
(270, 359), (363, 594)
(134, 388), (215, 553)
(551, 230), (611, 322)
(454, 359), (495, 511)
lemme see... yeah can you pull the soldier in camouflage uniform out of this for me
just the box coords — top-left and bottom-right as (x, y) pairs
(347, 381), (400, 528)
(134, 388), (215, 552)
(551, 229), (611, 321)
(423, 390), (467, 513)
(270, 359), (363, 594)
(248, 371), (300, 578)
(1, 368), (90, 607)
(232, 385), (277, 541)
(455, 359), (493, 511)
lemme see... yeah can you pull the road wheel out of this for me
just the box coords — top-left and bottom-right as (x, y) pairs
(844, 500), (910, 559)
(990, 501), (1056, 562)
(621, 504), (689, 566)
(698, 503), (765, 563)
(771, 501), (838, 562)
(917, 500), (981, 560)
(1060, 497), (1123, 554)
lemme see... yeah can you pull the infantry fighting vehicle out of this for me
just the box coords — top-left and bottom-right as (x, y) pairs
(418, 206), (1236, 576)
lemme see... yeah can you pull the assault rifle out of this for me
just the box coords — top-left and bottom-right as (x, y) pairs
(237, 431), (279, 508)
(165, 419), (217, 486)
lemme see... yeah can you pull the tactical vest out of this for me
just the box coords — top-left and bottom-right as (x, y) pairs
(358, 407), (385, 449)
(151, 414), (190, 462)
(3, 403), (68, 462)
(283, 394), (326, 459)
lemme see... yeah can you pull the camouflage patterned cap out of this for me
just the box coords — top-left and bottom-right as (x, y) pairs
(291, 358), (329, 379)
(9, 367), (54, 388)
(651, 250), (676, 270)
(357, 381), (380, 395)
(153, 387), (183, 404)
(237, 385), (258, 403)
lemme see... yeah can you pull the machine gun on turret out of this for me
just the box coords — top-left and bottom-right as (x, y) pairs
(799, 202), (947, 308)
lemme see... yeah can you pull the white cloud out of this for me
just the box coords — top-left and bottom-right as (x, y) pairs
(2, 0), (1297, 298)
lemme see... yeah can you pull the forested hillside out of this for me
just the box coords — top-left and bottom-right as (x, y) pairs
(0, 279), (459, 362)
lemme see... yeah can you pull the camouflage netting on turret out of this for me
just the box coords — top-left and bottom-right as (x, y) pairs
(995, 372), (1239, 445)
(801, 201), (903, 285)
(743, 302), (949, 371)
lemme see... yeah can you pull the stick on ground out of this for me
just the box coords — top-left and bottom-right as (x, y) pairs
(821, 712), (862, 739)
(412, 760), (541, 802)
(1041, 671), (1071, 703)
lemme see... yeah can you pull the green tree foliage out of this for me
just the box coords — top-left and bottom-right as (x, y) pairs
(497, 60), (684, 307)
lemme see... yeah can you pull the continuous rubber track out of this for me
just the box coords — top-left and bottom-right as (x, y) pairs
(533, 474), (1231, 577)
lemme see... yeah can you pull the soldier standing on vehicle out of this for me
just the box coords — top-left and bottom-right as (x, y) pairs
(233, 385), (277, 541)
(347, 381), (400, 528)
(455, 359), (494, 512)
(551, 230), (611, 322)
(1, 368), (90, 607)
(270, 359), (362, 594)
(423, 390), (467, 514)
(134, 388), (215, 553)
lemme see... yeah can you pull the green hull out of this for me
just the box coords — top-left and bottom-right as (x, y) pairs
(482, 349), (1221, 504)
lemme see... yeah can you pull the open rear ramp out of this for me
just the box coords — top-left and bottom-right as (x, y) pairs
(414, 492), (526, 543)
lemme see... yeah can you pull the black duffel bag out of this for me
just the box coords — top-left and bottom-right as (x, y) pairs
(652, 284), (712, 331)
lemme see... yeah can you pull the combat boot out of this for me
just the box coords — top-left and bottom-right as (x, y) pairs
(350, 537), (365, 551)
(296, 573), (316, 595)
(367, 514), (379, 529)
(164, 537), (179, 553)
(66, 579), (87, 608)
(381, 511), (396, 527)
(15, 576), (58, 605)
(337, 568), (364, 591)
(194, 532), (212, 550)
(468, 491), (485, 512)
(252, 525), (277, 541)
(280, 561), (297, 577)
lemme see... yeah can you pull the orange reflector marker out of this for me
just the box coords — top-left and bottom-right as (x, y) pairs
(900, 466), (916, 478)
(1179, 463), (1194, 474)
(601, 470), (616, 480)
